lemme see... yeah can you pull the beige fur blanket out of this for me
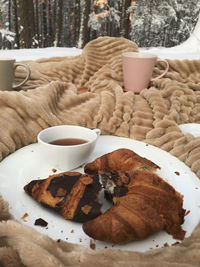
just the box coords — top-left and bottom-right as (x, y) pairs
(1, 36), (200, 266)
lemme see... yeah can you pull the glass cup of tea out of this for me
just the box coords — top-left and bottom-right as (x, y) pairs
(37, 125), (101, 171)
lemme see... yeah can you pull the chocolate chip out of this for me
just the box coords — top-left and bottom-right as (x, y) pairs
(34, 218), (48, 227)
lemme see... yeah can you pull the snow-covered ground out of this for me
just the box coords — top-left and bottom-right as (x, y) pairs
(0, 40), (198, 62)
(0, 47), (83, 61)
(0, 14), (199, 61)
(0, 38), (199, 62)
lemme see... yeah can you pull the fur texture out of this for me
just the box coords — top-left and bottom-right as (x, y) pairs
(0, 37), (200, 266)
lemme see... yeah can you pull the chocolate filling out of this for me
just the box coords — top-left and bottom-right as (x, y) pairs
(47, 173), (82, 197)
(73, 175), (102, 222)
(114, 185), (128, 197)
(101, 171), (129, 199)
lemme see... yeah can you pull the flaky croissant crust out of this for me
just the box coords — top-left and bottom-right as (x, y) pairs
(84, 148), (160, 175)
(83, 149), (186, 244)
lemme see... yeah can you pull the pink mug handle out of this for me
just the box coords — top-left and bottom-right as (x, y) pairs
(150, 58), (169, 81)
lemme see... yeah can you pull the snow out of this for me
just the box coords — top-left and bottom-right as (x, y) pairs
(140, 13), (200, 60)
(0, 47), (83, 61)
(0, 14), (199, 62)
(88, 7), (120, 32)
(0, 29), (15, 42)
(0, 38), (198, 62)
(0, 38), (199, 62)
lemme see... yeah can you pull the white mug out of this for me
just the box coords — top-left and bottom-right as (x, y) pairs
(37, 125), (101, 171)
(0, 58), (31, 91)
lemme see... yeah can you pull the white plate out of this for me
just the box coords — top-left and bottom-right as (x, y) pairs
(178, 123), (200, 137)
(0, 135), (200, 252)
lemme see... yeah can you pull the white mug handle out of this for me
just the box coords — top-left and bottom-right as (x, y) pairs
(150, 59), (169, 81)
(13, 63), (31, 89)
(93, 128), (101, 137)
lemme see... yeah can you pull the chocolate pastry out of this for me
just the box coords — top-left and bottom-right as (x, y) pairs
(24, 171), (102, 223)
(24, 149), (186, 244)
(83, 149), (186, 244)
(84, 148), (160, 202)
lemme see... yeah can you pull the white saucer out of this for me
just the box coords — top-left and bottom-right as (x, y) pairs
(178, 123), (200, 137)
(0, 136), (200, 252)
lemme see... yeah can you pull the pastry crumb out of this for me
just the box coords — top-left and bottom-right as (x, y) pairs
(90, 239), (96, 250)
(185, 210), (190, 216)
(172, 241), (180, 246)
(34, 218), (48, 227)
(163, 242), (169, 247)
(21, 212), (29, 221)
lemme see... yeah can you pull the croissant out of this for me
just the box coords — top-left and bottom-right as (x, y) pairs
(24, 171), (102, 223)
(84, 148), (160, 175)
(83, 149), (186, 244)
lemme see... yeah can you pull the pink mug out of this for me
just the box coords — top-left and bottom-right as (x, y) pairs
(122, 52), (169, 94)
